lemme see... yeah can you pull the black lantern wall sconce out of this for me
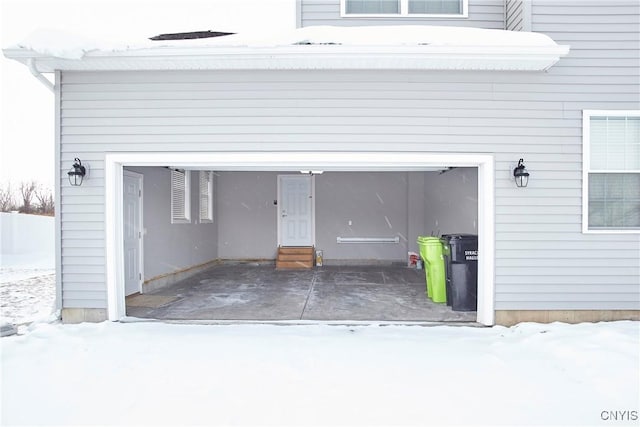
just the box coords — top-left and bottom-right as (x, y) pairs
(513, 158), (530, 188)
(68, 158), (86, 186)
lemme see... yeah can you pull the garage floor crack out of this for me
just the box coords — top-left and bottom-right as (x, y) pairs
(299, 271), (317, 320)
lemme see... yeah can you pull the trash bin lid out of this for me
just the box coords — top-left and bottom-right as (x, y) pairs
(417, 236), (443, 244)
(444, 234), (477, 241)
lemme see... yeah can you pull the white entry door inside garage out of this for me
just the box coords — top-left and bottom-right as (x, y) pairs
(123, 170), (143, 296)
(278, 175), (314, 247)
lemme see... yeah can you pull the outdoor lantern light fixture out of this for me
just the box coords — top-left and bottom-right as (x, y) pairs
(513, 158), (530, 188)
(68, 158), (86, 186)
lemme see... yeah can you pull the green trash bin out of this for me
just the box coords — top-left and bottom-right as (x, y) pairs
(417, 236), (447, 303)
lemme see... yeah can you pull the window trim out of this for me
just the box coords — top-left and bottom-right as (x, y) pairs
(582, 110), (640, 234)
(199, 171), (214, 224)
(340, 0), (469, 18)
(170, 169), (191, 224)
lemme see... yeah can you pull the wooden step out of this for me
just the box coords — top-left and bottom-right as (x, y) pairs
(276, 260), (314, 269)
(278, 253), (314, 262)
(278, 247), (314, 255)
(276, 246), (314, 269)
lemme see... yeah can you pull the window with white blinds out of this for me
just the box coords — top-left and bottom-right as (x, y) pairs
(199, 171), (214, 223)
(408, 0), (462, 14)
(170, 169), (191, 224)
(584, 111), (640, 232)
(343, 0), (465, 16)
(346, 0), (399, 14)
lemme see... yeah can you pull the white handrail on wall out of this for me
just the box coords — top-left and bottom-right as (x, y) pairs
(336, 237), (400, 244)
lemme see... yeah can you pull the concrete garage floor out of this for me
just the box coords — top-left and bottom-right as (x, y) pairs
(126, 265), (477, 323)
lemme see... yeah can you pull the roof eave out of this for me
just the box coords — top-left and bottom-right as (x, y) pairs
(3, 44), (570, 72)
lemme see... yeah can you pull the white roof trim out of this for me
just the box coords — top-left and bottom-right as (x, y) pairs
(4, 43), (569, 72)
(3, 25), (570, 72)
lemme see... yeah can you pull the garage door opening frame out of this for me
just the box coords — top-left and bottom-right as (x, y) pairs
(105, 151), (495, 325)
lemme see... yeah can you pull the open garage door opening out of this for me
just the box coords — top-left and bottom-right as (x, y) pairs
(105, 152), (495, 325)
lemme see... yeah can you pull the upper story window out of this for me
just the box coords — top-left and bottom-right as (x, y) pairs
(583, 111), (640, 233)
(342, 0), (468, 17)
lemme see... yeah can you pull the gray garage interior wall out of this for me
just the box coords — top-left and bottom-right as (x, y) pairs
(214, 171), (477, 264)
(216, 171), (280, 260)
(423, 168), (478, 236)
(97, 169), (478, 280)
(124, 167), (218, 281)
(315, 172), (411, 263)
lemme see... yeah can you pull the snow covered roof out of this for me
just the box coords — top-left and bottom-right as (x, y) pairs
(3, 26), (570, 72)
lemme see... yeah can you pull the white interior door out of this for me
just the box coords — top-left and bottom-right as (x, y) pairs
(123, 171), (143, 296)
(279, 175), (314, 247)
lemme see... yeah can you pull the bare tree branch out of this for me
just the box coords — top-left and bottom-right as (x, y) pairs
(35, 186), (55, 215)
(0, 182), (16, 212)
(19, 181), (38, 214)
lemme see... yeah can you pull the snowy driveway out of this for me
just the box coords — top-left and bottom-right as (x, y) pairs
(2, 321), (639, 426)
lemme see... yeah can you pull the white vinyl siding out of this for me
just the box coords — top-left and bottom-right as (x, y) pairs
(170, 169), (190, 223)
(342, 0), (466, 16)
(583, 112), (640, 232)
(199, 171), (214, 223)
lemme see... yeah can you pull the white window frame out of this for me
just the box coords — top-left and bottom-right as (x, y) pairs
(582, 110), (640, 234)
(340, 0), (468, 18)
(199, 171), (214, 223)
(170, 169), (191, 224)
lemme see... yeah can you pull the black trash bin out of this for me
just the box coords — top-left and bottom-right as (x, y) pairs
(440, 235), (453, 307)
(441, 234), (478, 312)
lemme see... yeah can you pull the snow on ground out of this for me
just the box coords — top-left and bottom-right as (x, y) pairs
(0, 266), (55, 284)
(0, 253), (54, 284)
(0, 273), (55, 326)
(2, 321), (639, 426)
(1, 253), (56, 326)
